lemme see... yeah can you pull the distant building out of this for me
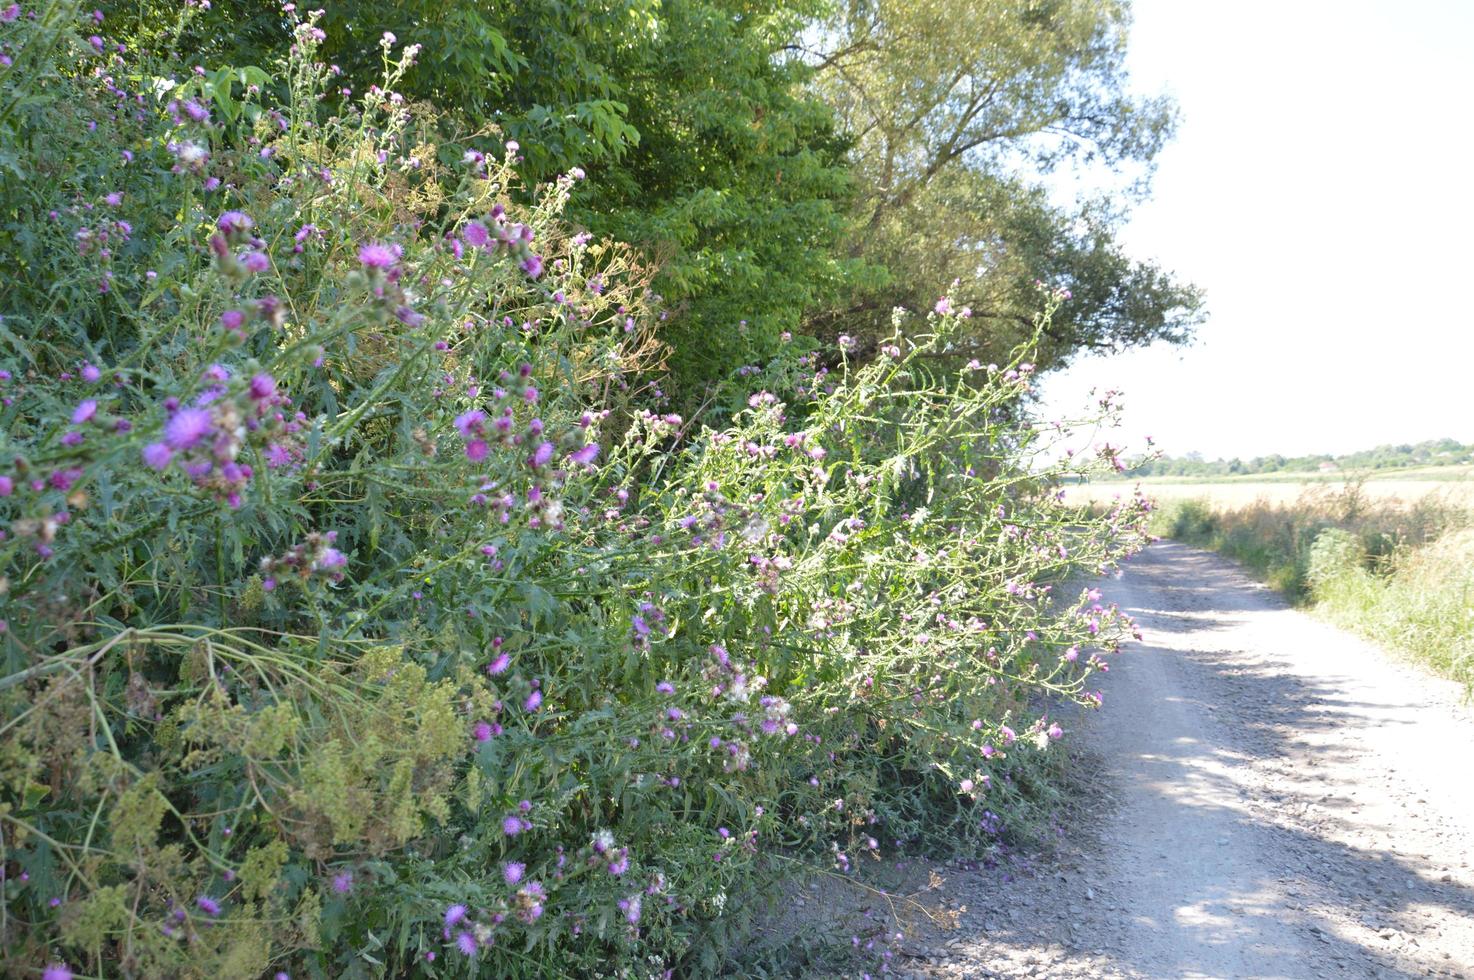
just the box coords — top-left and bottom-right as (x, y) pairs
(1318, 461), (1339, 473)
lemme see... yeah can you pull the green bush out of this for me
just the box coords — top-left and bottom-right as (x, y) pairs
(1148, 497), (1215, 542)
(1307, 528), (1366, 590)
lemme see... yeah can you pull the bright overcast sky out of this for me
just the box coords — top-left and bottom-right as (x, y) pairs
(1036, 0), (1474, 461)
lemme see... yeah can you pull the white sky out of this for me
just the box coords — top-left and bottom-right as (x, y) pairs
(1036, 0), (1474, 461)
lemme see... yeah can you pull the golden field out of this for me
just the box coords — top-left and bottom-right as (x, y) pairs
(1065, 465), (1474, 511)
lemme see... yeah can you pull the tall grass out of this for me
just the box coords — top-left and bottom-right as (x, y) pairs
(1152, 486), (1473, 690)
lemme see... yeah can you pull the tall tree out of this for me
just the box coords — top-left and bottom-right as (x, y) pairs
(802, 0), (1203, 368)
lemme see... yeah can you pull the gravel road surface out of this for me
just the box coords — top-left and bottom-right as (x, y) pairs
(889, 541), (1474, 979)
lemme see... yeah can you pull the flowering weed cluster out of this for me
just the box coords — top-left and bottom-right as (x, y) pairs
(0, 6), (1150, 977)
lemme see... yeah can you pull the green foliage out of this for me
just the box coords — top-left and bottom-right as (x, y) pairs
(803, 0), (1203, 367)
(1313, 529), (1474, 690)
(1307, 528), (1365, 590)
(1152, 497), (1216, 542)
(1151, 495), (1473, 689)
(108, 0), (866, 410)
(1, 8), (1153, 978)
(555, 0), (868, 407)
(106, 0), (1204, 406)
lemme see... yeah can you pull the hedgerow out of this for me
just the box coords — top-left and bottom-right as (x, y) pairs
(0, 6), (1149, 977)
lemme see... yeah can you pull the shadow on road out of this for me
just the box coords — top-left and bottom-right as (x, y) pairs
(1066, 541), (1474, 978)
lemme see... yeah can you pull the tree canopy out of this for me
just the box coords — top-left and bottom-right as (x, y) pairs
(803, 0), (1203, 369)
(104, 0), (1202, 405)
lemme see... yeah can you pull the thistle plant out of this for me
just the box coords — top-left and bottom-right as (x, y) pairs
(0, 6), (1149, 977)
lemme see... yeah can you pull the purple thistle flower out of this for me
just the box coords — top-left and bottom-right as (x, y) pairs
(196, 895), (221, 916)
(81, 363), (102, 383)
(42, 966), (72, 980)
(503, 861), (524, 886)
(456, 930), (478, 956)
(217, 211), (253, 234)
(220, 310), (246, 331)
(249, 374), (277, 400)
(473, 721), (493, 742)
(463, 221), (490, 248)
(0, 476), (11, 496)
(142, 442), (173, 470)
(71, 400), (98, 425)
(454, 410), (485, 437)
(314, 548), (347, 571)
(240, 251), (270, 273)
(519, 254), (543, 279)
(465, 439), (489, 462)
(530, 441), (554, 468)
(524, 690), (543, 712)
(502, 816), (525, 836)
(487, 653), (511, 675)
(569, 443), (599, 465)
(48, 467), (83, 492)
(444, 904), (468, 928)
(164, 407), (212, 450)
(357, 242), (399, 269)
(331, 871), (354, 894)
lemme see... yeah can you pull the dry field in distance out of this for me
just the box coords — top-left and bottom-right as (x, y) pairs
(1064, 464), (1474, 511)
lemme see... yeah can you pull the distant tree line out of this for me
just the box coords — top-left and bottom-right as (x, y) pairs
(1124, 438), (1474, 478)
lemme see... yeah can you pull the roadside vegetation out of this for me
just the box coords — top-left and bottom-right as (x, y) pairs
(107, 0), (1204, 411)
(1152, 487), (1473, 691)
(0, 3), (1169, 977)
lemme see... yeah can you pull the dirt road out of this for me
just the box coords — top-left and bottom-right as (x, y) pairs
(899, 541), (1474, 979)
